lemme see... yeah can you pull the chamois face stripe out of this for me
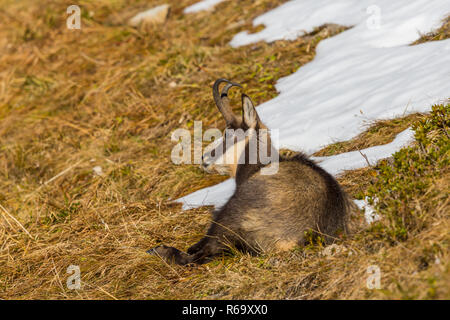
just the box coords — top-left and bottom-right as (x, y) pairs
(213, 130), (250, 177)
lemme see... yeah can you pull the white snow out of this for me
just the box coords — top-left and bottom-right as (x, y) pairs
(354, 198), (380, 224)
(231, 0), (449, 47)
(184, 0), (225, 14)
(230, 0), (450, 153)
(175, 178), (236, 210)
(175, 127), (415, 210)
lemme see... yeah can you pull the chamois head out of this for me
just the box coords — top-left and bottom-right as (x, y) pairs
(201, 79), (274, 177)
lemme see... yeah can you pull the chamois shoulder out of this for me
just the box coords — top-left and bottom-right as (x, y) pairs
(281, 152), (340, 184)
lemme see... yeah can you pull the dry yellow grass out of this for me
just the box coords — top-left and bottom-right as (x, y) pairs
(0, 0), (448, 299)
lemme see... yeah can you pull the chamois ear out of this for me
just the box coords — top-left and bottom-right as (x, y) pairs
(242, 94), (258, 129)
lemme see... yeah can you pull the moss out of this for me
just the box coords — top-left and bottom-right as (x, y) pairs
(44, 201), (81, 225)
(367, 104), (449, 242)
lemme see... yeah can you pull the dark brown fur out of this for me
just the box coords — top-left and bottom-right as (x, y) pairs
(148, 79), (352, 265)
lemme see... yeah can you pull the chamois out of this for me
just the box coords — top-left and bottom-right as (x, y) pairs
(148, 79), (353, 265)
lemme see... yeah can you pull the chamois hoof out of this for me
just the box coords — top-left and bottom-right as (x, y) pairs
(147, 245), (194, 265)
(146, 245), (167, 256)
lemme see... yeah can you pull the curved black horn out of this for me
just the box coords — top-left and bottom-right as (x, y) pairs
(212, 79), (242, 127)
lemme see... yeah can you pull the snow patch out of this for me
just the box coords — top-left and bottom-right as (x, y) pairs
(175, 178), (236, 210)
(354, 198), (380, 224)
(184, 0), (225, 14)
(230, 0), (450, 154)
(231, 0), (449, 47)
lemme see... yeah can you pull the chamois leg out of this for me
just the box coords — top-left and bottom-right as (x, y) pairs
(189, 237), (226, 264)
(147, 245), (192, 265)
(186, 236), (210, 254)
(148, 237), (226, 265)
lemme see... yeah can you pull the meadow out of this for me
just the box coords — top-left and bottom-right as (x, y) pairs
(0, 0), (448, 299)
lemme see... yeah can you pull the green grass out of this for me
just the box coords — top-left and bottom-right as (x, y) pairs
(367, 104), (449, 242)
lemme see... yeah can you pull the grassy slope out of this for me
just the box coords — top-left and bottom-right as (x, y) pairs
(0, 0), (448, 299)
